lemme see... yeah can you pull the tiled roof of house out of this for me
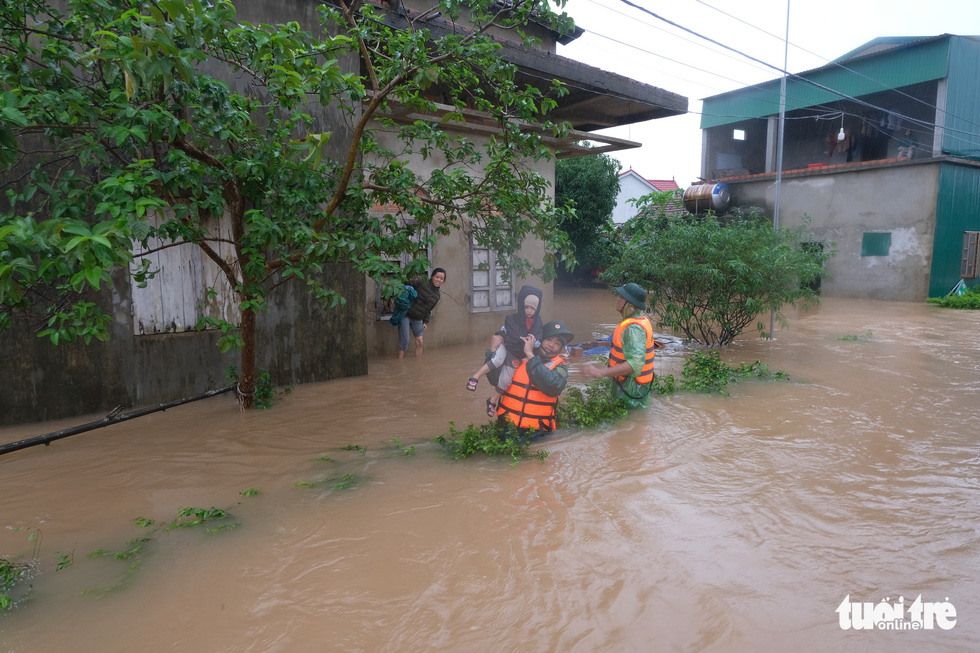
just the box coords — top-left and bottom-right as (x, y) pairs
(647, 179), (679, 192)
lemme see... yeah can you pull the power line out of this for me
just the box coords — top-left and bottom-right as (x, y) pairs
(612, 0), (980, 142)
(693, 0), (980, 131)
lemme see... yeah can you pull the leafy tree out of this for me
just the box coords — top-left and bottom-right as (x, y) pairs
(554, 150), (620, 280)
(602, 203), (834, 345)
(0, 0), (576, 406)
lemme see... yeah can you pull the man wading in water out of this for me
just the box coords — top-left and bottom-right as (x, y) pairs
(581, 283), (656, 409)
(495, 320), (572, 443)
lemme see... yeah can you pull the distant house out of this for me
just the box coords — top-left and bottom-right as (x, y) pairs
(699, 34), (980, 301)
(611, 169), (682, 225)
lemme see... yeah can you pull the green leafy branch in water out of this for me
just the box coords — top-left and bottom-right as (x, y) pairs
(55, 552), (73, 571)
(0, 558), (32, 612)
(836, 330), (874, 341)
(84, 517), (159, 598)
(295, 473), (359, 490)
(1, 527), (40, 612)
(390, 436), (416, 456)
(556, 378), (628, 428)
(435, 421), (548, 463)
(667, 349), (790, 395)
(167, 507), (237, 534)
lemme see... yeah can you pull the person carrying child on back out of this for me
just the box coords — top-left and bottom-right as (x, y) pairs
(466, 285), (543, 418)
(495, 320), (572, 443)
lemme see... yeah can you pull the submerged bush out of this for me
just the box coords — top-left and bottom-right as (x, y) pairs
(556, 378), (628, 428)
(927, 285), (980, 309)
(1, 557), (32, 611)
(435, 421), (548, 462)
(602, 206), (834, 345)
(672, 349), (790, 395)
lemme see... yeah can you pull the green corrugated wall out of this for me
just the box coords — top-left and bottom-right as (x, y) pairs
(929, 162), (980, 297)
(942, 37), (980, 159)
(701, 37), (951, 129)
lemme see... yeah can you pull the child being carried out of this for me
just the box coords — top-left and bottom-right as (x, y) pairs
(466, 285), (543, 418)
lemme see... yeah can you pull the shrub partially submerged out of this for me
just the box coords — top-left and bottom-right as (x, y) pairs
(556, 378), (628, 428)
(435, 421), (549, 463)
(927, 285), (980, 309)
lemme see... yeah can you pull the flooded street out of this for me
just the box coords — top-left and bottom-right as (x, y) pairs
(2, 289), (979, 652)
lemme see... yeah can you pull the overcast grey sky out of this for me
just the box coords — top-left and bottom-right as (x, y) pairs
(558, 0), (980, 186)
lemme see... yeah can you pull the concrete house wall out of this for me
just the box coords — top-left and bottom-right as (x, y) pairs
(729, 161), (940, 301)
(612, 171), (656, 225)
(699, 35), (980, 302)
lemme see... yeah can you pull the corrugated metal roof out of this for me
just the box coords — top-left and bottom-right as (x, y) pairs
(701, 36), (952, 129)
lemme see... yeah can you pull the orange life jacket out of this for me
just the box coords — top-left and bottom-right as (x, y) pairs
(608, 315), (655, 386)
(497, 355), (564, 432)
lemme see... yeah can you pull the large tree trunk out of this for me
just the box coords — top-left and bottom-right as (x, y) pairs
(238, 307), (257, 409)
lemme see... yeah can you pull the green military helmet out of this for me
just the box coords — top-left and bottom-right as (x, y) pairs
(613, 282), (647, 310)
(541, 320), (574, 345)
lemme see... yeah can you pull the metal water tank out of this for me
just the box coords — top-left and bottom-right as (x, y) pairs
(683, 182), (731, 214)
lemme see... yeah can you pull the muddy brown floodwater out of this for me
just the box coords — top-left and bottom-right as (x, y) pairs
(2, 289), (979, 652)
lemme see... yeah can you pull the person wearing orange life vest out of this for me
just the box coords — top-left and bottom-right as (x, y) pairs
(581, 283), (655, 409)
(496, 321), (572, 440)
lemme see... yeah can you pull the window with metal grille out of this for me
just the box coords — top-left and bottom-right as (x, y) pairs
(961, 231), (979, 279)
(861, 232), (891, 257)
(470, 237), (514, 313)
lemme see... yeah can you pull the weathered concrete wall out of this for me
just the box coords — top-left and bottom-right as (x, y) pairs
(0, 264), (365, 426)
(726, 161), (940, 301)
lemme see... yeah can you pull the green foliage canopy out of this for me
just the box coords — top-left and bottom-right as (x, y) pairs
(554, 151), (620, 276)
(602, 203), (834, 346)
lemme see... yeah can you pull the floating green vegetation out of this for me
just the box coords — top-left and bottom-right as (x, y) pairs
(296, 472), (359, 490)
(836, 329), (874, 341)
(927, 285), (980, 309)
(1, 527), (39, 612)
(1, 558), (33, 612)
(390, 436), (416, 456)
(664, 349), (790, 395)
(55, 552), (73, 572)
(311, 454), (333, 463)
(89, 535), (152, 561)
(435, 421), (549, 463)
(240, 488), (259, 497)
(167, 507), (236, 534)
(83, 508), (237, 598)
(341, 444), (366, 454)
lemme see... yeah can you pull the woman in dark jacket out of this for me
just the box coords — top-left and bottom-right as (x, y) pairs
(398, 268), (446, 358)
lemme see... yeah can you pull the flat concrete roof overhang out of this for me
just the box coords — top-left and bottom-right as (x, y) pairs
(374, 95), (645, 159)
(378, 10), (688, 156)
(504, 46), (688, 133)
